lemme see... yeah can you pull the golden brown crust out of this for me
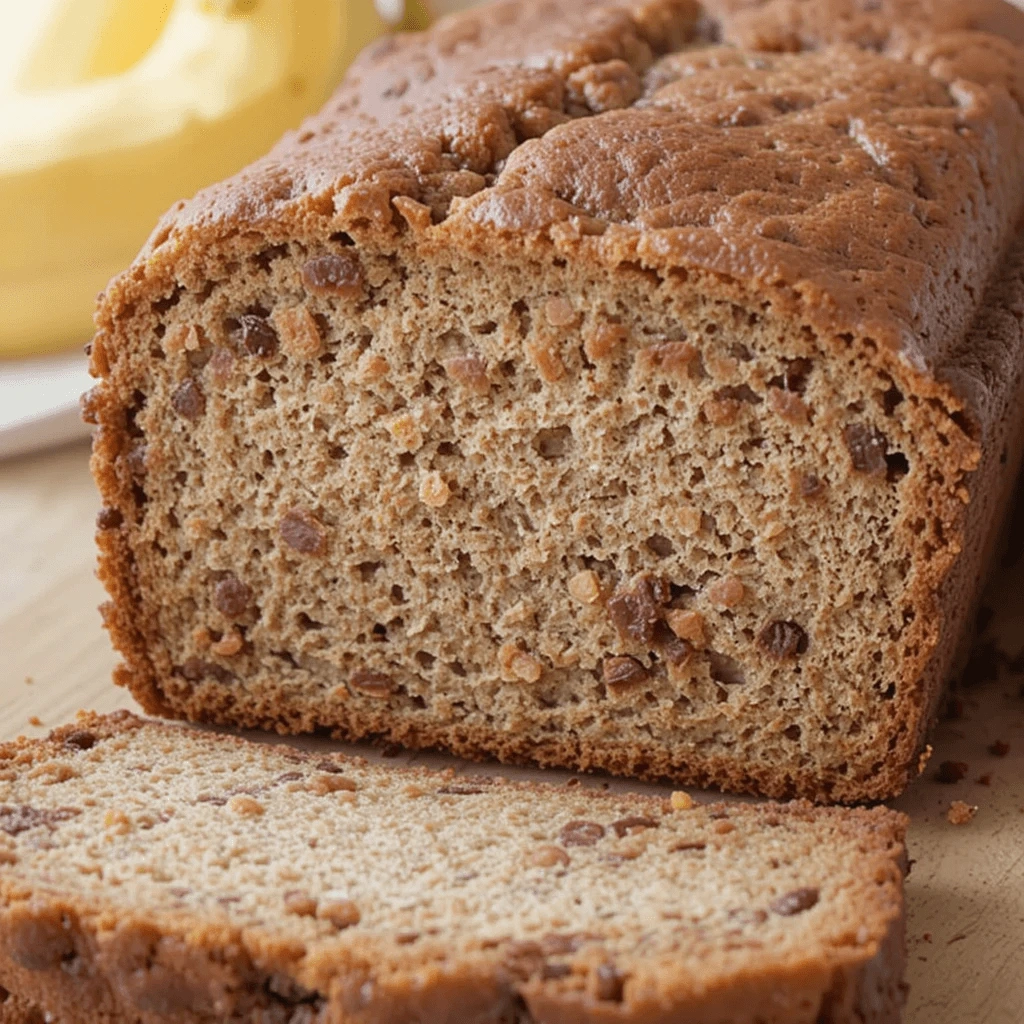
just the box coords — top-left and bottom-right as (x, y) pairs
(88, 0), (1024, 803)
(0, 713), (908, 1024)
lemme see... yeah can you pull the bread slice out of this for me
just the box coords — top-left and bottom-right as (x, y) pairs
(0, 712), (907, 1024)
(87, 0), (1024, 801)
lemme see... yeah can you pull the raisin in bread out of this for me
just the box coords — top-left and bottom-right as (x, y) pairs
(0, 712), (907, 1024)
(87, 0), (1024, 802)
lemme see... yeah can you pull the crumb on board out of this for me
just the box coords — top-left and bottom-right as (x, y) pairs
(24, 676), (33, 685)
(976, 774), (992, 786)
(947, 800), (978, 826)
(988, 739), (1010, 757)
(28, 716), (43, 727)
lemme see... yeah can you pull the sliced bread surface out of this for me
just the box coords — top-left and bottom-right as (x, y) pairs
(0, 712), (907, 1024)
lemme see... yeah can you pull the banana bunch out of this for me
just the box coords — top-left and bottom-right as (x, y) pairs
(0, 0), (430, 358)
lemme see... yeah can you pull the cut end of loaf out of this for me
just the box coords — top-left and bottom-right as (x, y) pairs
(89, 223), (976, 803)
(0, 712), (908, 1024)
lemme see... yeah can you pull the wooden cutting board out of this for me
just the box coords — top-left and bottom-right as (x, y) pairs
(1, 441), (1022, 1024)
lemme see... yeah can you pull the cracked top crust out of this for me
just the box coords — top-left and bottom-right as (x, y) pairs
(122, 0), (1024, 396)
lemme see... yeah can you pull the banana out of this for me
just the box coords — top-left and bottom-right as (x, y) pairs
(0, 0), (422, 358)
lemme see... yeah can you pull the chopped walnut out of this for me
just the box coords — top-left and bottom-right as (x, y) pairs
(665, 609), (705, 646)
(228, 796), (264, 817)
(544, 297), (578, 327)
(568, 570), (602, 604)
(607, 573), (670, 645)
(670, 791), (695, 811)
(706, 576), (745, 609)
(211, 631), (244, 657)
(583, 323), (626, 361)
(419, 471), (451, 508)
(499, 642), (543, 683)
(947, 800), (977, 825)
(637, 340), (697, 377)
(526, 339), (565, 382)
(767, 387), (809, 425)
(272, 305), (322, 360)
(388, 414), (424, 452)
(309, 774), (358, 796)
(444, 353), (490, 394)
(602, 655), (648, 691)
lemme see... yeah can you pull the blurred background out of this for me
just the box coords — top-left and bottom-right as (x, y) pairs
(0, 0), (475, 458)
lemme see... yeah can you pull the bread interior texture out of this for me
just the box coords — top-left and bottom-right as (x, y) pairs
(92, 226), (972, 802)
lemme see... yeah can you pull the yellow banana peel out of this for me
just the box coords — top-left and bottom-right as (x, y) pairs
(0, 0), (429, 359)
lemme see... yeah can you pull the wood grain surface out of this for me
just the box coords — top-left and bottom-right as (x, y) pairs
(1, 440), (1022, 1023)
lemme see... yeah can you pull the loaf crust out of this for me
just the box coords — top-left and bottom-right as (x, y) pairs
(89, 0), (1024, 801)
(0, 712), (908, 1024)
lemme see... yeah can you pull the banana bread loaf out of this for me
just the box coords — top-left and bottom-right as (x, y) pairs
(0, 712), (909, 1024)
(87, 0), (1024, 801)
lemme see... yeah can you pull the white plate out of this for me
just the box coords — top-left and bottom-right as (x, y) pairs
(0, 352), (94, 460)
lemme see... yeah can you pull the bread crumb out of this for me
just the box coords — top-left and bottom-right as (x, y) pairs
(24, 676), (33, 685)
(670, 791), (695, 811)
(28, 716), (43, 727)
(988, 740), (1010, 757)
(947, 800), (977, 825)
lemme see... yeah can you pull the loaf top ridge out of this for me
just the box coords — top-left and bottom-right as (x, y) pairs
(104, 0), (1024, 385)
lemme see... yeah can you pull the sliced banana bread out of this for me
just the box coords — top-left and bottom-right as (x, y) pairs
(87, 0), (1024, 800)
(0, 712), (907, 1024)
